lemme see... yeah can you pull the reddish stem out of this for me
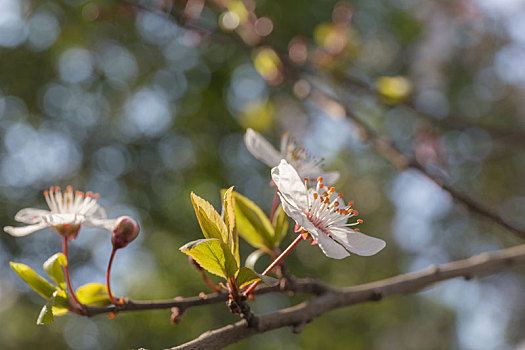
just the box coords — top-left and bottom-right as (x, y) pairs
(62, 236), (83, 310)
(244, 234), (303, 296)
(200, 269), (221, 293)
(269, 187), (280, 224)
(228, 278), (239, 299)
(106, 246), (120, 305)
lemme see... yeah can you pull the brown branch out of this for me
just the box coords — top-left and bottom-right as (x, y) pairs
(82, 277), (327, 317)
(171, 244), (525, 349)
(306, 85), (525, 241)
(83, 283), (279, 317)
(328, 73), (525, 147)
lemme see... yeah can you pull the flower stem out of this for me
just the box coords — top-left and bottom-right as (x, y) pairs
(106, 246), (120, 305)
(269, 187), (280, 223)
(200, 269), (221, 293)
(243, 234), (303, 296)
(61, 236), (83, 310)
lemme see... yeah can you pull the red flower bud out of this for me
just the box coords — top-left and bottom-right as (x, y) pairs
(111, 216), (140, 249)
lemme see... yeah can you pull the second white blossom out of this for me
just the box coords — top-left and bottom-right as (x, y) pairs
(245, 128), (340, 184)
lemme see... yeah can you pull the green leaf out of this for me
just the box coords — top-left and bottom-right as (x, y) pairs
(37, 300), (54, 325)
(191, 192), (229, 243)
(43, 253), (67, 291)
(272, 205), (289, 246)
(230, 191), (274, 250)
(51, 290), (69, 311)
(222, 186), (239, 264)
(37, 290), (69, 325)
(51, 306), (69, 317)
(236, 267), (260, 289)
(255, 273), (279, 286)
(10, 262), (58, 300)
(180, 238), (239, 278)
(245, 249), (265, 270)
(76, 283), (111, 306)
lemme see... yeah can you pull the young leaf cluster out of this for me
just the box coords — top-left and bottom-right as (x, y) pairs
(10, 253), (111, 324)
(180, 187), (262, 294)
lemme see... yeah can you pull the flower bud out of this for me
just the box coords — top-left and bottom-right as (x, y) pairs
(111, 216), (140, 249)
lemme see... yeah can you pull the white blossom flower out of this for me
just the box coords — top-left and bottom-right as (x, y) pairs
(4, 186), (114, 240)
(271, 159), (385, 259)
(245, 128), (340, 184)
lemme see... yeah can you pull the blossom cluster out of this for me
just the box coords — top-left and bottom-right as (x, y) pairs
(246, 128), (385, 259)
(4, 127), (384, 323)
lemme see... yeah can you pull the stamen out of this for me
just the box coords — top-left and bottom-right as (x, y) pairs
(357, 219), (363, 224)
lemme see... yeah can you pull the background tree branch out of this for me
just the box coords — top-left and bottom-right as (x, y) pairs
(135, 2), (524, 242)
(304, 83), (525, 241)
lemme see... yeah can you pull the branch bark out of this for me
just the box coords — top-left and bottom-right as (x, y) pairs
(171, 244), (525, 349)
(82, 277), (327, 317)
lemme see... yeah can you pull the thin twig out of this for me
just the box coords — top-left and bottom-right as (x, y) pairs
(171, 244), (525, 349)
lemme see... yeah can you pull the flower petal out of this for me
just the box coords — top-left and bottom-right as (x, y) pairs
(85, 204), (108, 220)
(330, 227), (386, 256)
(279, 131), (290, 156)
(14, 208), (50, 224)
(278, 194), (308, 225)
(299, 169), (340, 185)
(319, 171), (340, 185)
(4, 222), (49, 237)
(244, 128), (282, 167)
(277, 199), (349, 259)
(42, 213), (84, 226)
(85, 218), (116, 231)
(272, 159), (308, 210)
(312, 229), (350, 259)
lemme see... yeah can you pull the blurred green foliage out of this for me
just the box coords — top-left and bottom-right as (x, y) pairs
(0, 0), (524, 349)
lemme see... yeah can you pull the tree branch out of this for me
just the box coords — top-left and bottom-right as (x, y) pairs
(83, 284), (278, 317)
(171, 244), (525, 349)
(306, 85), (525, 241)
(329, 72), (525, 147)
(82, 277), (327, 317)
